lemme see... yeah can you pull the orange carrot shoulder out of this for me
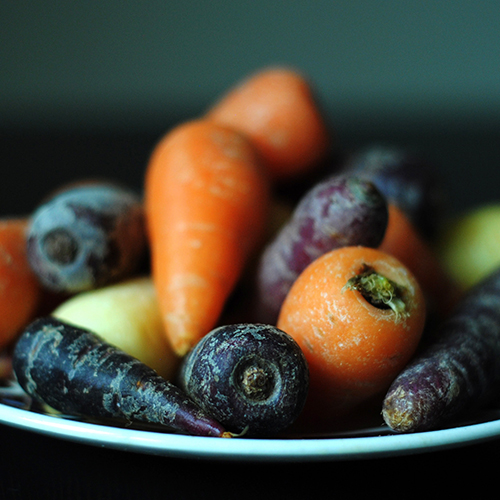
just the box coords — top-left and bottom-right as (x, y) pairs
(145, 119), (270, 356)
(379, 204), (463, 319)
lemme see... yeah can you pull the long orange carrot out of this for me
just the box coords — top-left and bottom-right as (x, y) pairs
(379, 204), (463, 319)
(145, 119), (270, 356)
(206, 67), (332, 182)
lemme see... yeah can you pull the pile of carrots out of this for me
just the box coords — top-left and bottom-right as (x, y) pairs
(0, 66), (465, 434)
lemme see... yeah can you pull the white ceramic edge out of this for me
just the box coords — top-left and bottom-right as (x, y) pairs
(2, 403), (500, 461)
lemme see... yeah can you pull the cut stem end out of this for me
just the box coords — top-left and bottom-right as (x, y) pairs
(343, 264), (409, 320)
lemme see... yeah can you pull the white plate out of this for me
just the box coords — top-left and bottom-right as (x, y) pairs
(2, 379), (500, 461)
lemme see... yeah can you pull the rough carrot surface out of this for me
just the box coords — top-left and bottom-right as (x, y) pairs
(0, 218), (41, 349)
(13, 317), (229, 437)
(277, 246), (426, 429)
(382, 267), (500, 433)
(206, 67), (331, 181)
(145, 119), (270, 356)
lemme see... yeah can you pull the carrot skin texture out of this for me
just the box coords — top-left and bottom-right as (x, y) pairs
(145, 119), (270, 356)
(178, 323), (309, 436)
(382, 268), (500, 433)
(255, 175), (389, 324)
(12, 317), (228, 437)
(277, 246), (426, 427)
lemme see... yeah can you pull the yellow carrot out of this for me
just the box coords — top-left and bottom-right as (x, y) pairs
(52, 276), (180, 380)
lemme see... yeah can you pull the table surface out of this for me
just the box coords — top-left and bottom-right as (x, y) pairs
(1, 127), (499, 498)
(1, 421), (499, 499)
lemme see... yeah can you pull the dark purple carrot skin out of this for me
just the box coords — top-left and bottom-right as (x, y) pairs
(382, 268), (500, 433)
(12, 317), (228, 437)
(178, 323), (309, 437)
(26, 183), (146, 294)
(339, 145), (446, 240)
(254, 174), (388, 324)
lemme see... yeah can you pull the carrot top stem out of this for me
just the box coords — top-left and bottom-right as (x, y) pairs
(42, 229), (79, 265)
(343, 264), (409, 320)
(239, 365), (274, 401)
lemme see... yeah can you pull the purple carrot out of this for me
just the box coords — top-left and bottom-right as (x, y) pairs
(254, 174), (388, 324)
(382, 267), (500, 433)
(12, 317), (230, 437)
(339, 144), (447, 239)
(178, 323), (309, 437)
(27, 182), (146, 293)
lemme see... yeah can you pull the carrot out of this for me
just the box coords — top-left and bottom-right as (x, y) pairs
(206, 67), (332, 182)
(379, 204), (463, 319)
(178, 323), (309, 437)
(26, 181), (146, 294)
(382, 266), (500, 433)
(0, 218), (41, 349)
(277, 246), (426, 429)
(436, 203), (500, 290)
(339, 144), (446, 239)
(145, 119), (270, 356)
(13, 317), (230, 437)
(0, 350), (13, 379)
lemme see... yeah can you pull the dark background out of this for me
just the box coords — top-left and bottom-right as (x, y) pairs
(1, 1), (499, 216)
(1, 2), (499, 498)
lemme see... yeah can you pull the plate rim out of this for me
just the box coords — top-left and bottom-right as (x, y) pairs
(2, 402), (500, 461)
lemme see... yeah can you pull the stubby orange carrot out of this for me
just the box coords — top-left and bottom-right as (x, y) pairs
(145, 119), (270, 356)
(277, 246), (426, 430)
(0, 218), (41, 349)
(206, 67), (332, 182)
(379, 204), (463, 319)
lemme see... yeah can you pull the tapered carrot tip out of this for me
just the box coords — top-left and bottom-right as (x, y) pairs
(13, 317), (229, 437)
(145, 119), (270, 356)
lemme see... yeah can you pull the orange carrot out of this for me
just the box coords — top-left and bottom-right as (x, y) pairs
(277, 246), (426, 429)
(145, 119), (270, 356)
(0, 218), (41, 349)
(206, 67), (332, 182)
(379, 204), (463, 319)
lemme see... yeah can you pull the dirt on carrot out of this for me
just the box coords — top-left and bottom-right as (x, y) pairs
(277, 245), (426, 431)
(206, 66), (332, 182)
(0, 218), (42, 349)
(145, 119), (270, 356)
